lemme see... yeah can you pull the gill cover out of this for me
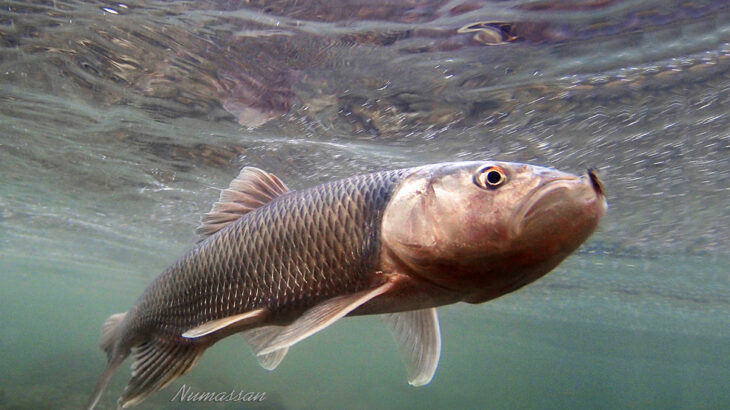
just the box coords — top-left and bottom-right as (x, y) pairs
(380, 162), (518, 289)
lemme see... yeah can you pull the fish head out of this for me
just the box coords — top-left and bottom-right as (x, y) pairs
(381, 161), (606, 303)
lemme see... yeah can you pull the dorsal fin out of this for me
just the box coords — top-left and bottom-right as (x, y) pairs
(196, 167), (290, 238)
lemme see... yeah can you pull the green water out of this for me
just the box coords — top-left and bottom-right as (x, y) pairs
(1, 252), (727, 409)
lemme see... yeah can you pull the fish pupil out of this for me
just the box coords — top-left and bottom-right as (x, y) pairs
(486, 170), (503, 185)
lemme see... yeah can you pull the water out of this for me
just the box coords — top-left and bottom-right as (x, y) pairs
(1, 0), (728, 408)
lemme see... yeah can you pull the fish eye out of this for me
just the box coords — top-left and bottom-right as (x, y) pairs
(475, 166), (507, 189)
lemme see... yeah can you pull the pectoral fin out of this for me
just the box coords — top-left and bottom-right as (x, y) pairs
(182, 308), (265, 339)
(382, 308), (441, 386)
(257, 281), (395, 355)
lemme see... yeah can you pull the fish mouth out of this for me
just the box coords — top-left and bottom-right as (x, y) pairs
(511, 169), (605, 237)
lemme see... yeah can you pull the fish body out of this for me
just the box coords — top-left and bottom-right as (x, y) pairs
(87, 161), (606, 409)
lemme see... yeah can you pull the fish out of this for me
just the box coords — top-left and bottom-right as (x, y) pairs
(86, 161), (606, 409)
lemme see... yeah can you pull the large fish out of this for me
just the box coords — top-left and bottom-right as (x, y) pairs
(86, 161), (606, 408)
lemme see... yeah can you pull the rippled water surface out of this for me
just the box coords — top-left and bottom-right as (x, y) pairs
(1, 0), (728, 408)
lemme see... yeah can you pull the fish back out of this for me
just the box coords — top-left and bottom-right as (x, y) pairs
(131, 168), (408, 337)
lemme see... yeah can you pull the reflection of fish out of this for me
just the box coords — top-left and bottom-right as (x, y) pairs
(86, 162), (606, 409)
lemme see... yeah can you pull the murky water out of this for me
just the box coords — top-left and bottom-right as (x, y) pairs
(1, 0), (728, 408)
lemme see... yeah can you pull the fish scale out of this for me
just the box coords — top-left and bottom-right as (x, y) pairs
(128, 169), (406, 338)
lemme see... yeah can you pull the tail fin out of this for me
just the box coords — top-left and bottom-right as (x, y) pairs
(100, 313), (126, 357)
(87, 312), (208, 409)
(85, 312), (128, 410)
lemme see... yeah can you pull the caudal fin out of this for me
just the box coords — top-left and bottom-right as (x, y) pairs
(85, 356), (125, 410)
(85, 312), (128, 410)
(87, 311), (208, 409)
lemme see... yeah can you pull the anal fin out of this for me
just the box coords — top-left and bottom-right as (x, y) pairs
(382, 308), (441, 386)
(257, 280), (395, 355)
(120, 339), (206, 408)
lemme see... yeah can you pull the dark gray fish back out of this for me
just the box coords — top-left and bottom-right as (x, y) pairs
(131, 169), (408, 337)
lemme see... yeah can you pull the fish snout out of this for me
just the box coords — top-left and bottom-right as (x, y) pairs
(587, 168), (605, 198)
(512, 167), (606, 239)
(584, 168), (608, 217)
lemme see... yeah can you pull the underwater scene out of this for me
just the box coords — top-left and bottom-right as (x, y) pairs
(0, 0), (728, 408)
